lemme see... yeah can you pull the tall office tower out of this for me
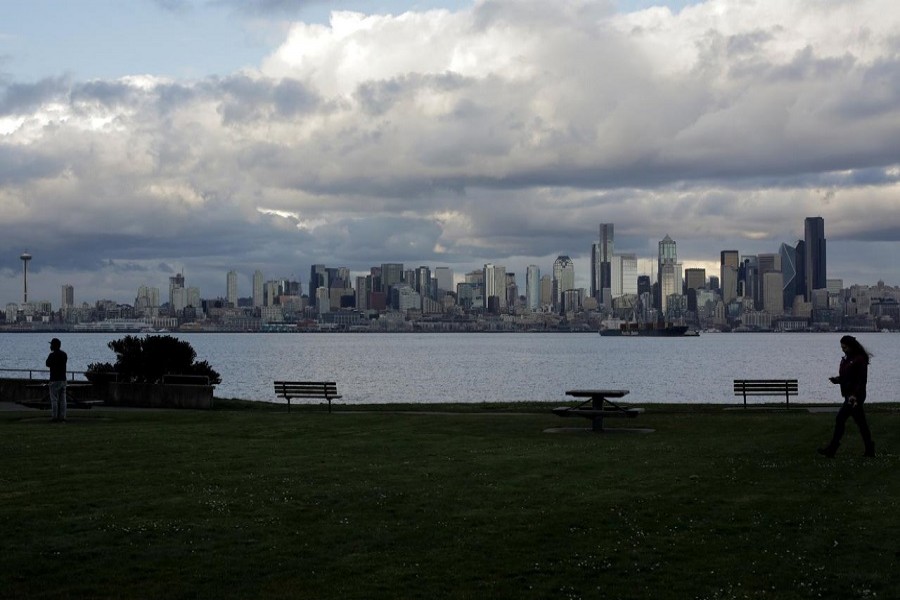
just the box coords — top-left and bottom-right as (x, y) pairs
(609, 254), (638, 300)
(226, 271), (238, 307)
(540, 274), (553, 307)
(414, 266), (431, 297)
(794, 239), (806, 303)
(591, 223), (614, 302)
(740, 255), (759, 307)
(434, 267), (453, 293)
(778, 244), (803, 310)
(483, 263), (507, 308)
(356, 276), (370, 310)
(804, 216), (826, 301)
(552, 255), (575, 311)
(168, 273), (185, 308)
(308, 264), (327, 307)
(252, 270), (264, 308)
(380, 263), (404, 293)
(757, 253), (780, 312)
(526, 265), (540, 310)
(505, 272), (518, 308)
(657, 235), (679, 316)
(763, 271), (784, 314)
(264, 280), (281, 307)
(637, 275), (652, 300)
(61, 284), (74, 309)
(187, 286), (201, 308)
(684, 268), (706, 292)
(720, 250), (740, 304)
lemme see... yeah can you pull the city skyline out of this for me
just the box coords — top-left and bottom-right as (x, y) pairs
(2, 1), (900, 305)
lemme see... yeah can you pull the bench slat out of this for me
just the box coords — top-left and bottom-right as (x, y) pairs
(273, 381), (340, 413)
(733, 379), (798, 407)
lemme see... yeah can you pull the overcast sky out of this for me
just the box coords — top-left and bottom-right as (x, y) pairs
(2, 0), (899, 306)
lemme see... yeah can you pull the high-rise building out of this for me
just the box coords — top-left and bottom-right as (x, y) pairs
(763, 271), (784, 314)
(414, 266), (432, 298)
(226, 271), (238, 307)
(434, 267), (453, 293)
(552, 256), (575, 312)
(540, 274), (553, 307)
(61, 284), (74, 309)
(168, 273), (185, 308)
(380, 263), (404, 293)
(526, 265), (540, 310)
(804, 216), (826, 300)
(483, 263), (507, 308)
(757, 253), (780, 311)
(609, 254), (638, 299)
(591, 223), (614, 302)
(657, 235), (680, 316)
(779, 242), (799, 311)
(252, 270), (264, 308)
(720, 250), (740, 304)
(684, 268), (706, 291)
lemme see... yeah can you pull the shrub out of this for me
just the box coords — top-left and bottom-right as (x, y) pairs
(85, 335), (221, 385)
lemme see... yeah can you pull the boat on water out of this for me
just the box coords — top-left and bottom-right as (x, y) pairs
(599, 318), (691, 337)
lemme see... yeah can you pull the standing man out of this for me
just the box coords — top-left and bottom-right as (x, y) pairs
(46, 338), (68, 423)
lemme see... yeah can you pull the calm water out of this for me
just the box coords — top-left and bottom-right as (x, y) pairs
(2, 332), (898, 405)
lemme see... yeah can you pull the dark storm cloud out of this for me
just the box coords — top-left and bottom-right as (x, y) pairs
(0, 146), (66, 184)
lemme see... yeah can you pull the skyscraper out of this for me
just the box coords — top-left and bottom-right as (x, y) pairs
(553, 256), (575, 312)
(483, 263), (507, 308)
(804, 216), (826, 301)
(252, 270), (264, 308)
(720, 250), (740, 304)
(226, 270), (238, 307)
(61, 284), (74, 309)
(526, 265), (540, 310)
(591, 223), (614, 303)
(657, 235), (679, 317)
(779, 242), (799, 311)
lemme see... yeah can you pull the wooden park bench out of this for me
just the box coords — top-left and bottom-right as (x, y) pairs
(273, 381), (341, 413)
(733, 379), (798, 408)
(20, 382), (102, 410)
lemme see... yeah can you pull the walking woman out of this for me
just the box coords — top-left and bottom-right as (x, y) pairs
(818, 335), (875, 458)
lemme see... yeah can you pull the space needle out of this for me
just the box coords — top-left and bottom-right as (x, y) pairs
(20, 252), (32, 304)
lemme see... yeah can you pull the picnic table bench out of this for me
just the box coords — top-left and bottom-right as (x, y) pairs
(20, 382), (102, 410)
(553, 389), (644, 432)
(733, 379), (798, 408)
(273, 381), (341, 413)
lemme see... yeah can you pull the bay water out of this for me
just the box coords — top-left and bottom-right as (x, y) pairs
(2, 332), (897, 405)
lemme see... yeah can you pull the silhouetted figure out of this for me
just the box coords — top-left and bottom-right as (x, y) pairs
(818, 335), (875, 458)
(46, 338), (68, 423)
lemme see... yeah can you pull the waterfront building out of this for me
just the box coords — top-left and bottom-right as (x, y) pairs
(526, 265), (540, 310)
(226, 271), (238, 307)
(552, 256), (575, 312)
(392, 284), (421, 312)
(720, 250), (740, 304)
(804, 216), (827, 300)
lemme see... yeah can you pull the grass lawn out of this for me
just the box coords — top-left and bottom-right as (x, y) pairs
(1, 403), (898, 599)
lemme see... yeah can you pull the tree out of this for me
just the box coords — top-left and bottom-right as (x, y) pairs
(86, 335), (221, 385)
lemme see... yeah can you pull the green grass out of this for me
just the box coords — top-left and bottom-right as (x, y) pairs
(1, 404), (898, 599)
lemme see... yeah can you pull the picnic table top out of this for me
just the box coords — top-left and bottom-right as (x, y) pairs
(565, 389), (630, 398)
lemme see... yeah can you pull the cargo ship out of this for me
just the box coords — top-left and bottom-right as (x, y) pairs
(599, 319), (691, 337)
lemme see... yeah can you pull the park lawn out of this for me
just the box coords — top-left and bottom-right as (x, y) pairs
(1, 405), (897, 600)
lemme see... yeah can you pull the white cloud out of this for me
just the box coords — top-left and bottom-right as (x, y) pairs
(2, 0), (900, 304)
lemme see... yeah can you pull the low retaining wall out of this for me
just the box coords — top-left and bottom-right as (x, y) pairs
(0, 378), (214, 410)
(102, 382), (214, 409)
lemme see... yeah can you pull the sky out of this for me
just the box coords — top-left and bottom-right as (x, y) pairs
(1, 0), (899, 306)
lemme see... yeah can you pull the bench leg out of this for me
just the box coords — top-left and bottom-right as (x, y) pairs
(591, 415), (604, 432)
(287, 398), (291, 413)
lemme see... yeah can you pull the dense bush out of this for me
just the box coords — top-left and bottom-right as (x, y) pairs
(85, 335), (221, 385)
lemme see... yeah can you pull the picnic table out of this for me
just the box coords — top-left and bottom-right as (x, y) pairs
(552, 389), (644, 432)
